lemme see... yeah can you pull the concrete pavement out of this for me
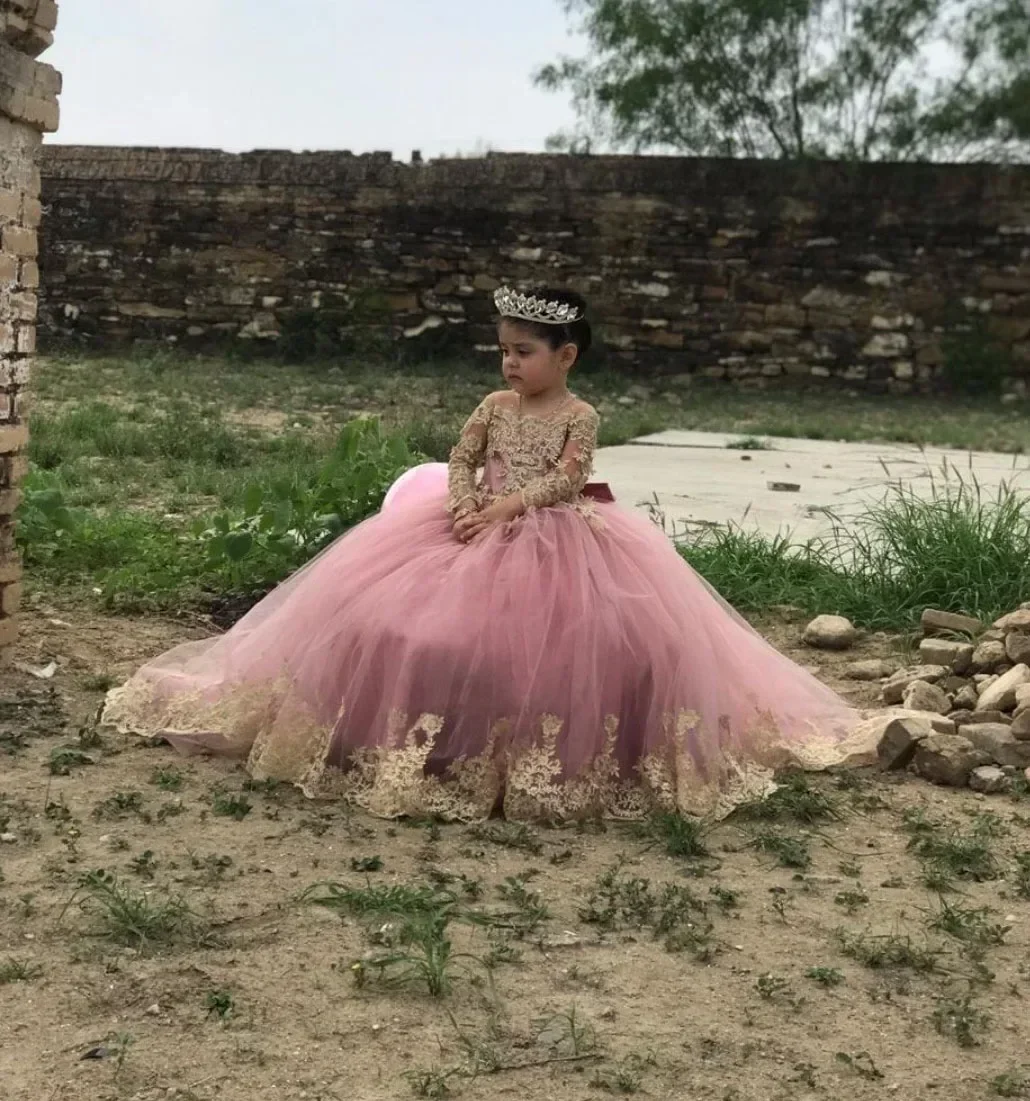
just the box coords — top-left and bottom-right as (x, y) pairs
(596, 430), (1030, 542)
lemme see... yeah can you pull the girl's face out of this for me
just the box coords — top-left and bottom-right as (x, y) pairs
(497, 320), (577, 397)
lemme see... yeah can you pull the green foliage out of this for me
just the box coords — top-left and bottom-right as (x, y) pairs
(680, 477), (1030, 630)
(194, 416), (420, 594)
(539, 0), (1030, 162)
(18, 417), (420, 611)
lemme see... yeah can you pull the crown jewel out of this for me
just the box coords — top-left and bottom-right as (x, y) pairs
(493, 286), (582, 325)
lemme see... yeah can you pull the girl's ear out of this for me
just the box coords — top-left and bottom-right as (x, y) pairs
(558, 342), (579, 372)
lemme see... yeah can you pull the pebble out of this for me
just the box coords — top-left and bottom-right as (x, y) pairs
(0, 833), (16, 844)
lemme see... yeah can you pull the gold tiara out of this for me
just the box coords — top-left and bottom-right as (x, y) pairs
(494, 286), (582, 325)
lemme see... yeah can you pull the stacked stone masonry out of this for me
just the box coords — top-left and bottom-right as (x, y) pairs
(37, 147), (1030, 392)
(0, 0), (59, 654)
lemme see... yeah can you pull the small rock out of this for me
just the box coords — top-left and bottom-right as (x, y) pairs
(844, 659), (895, 682)
(978, 664), (1030, 712)
(912, 734), (989, 787)
(145, 1003), (161, 1016)
(970, 766), (1010, 794)
(1013, 710), (1030, 740)
(921, 608), (982, 636)
(967, 710), (1011, 726)
(803, 615), (857, 651)
(963, 724), (1030, 768)
(996, 609), (1030, 632)
(952, 684), (980, 711)
(881, 665), (947, 705)
(1006, 633), (1030, 666)
(919, 639), (974, 674)
(972, 640), (1007, 673)
(902, 680), (951, 714)
(543, 931), (583, 950)
(928, 716), (957, 735)
(1015, 685), (1030, 711)
(877, 716), (933, 770)
(0, 833), (16, 844)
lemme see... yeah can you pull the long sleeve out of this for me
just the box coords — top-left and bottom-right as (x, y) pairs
(521, 407), (600, 510)
(446, 398), (493, 514)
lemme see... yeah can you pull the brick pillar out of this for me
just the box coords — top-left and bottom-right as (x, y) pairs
(0, 1), (59, 655)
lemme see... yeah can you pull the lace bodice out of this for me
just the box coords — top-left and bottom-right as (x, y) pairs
(447, 393), (600, 513)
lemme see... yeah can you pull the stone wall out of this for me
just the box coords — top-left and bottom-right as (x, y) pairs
(0, 0), (59, 655)
(37, 147), (1030, 392)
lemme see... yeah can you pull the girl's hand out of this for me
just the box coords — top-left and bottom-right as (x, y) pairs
(452, 511), (482, 543)
(454, 495), (524, 544)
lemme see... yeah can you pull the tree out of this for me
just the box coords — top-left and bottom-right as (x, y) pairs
(536, 0), (1030, 161)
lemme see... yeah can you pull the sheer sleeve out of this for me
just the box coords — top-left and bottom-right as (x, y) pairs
(447, 397), (493, 515)
(521, 407), (600, 510)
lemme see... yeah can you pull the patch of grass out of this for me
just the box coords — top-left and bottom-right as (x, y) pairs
(834, 887), (870, 915)
(992, 1069), (1030, 1097)
(495, 876), (550, 939)
(93, 791), (148, 822)
(579, 865), (714, 958)
(636, 811), (710, 859)
(836, 929), (941, 973)
(904, 812), (1003, 889)
(66, 869), (202, 950)
(835, 1052), (884, 1081)
(350, 903), (481, 999)
(211, 793), (252, 820)
(0, 959), (43, 985)
(466, 822), (543, 855)
(205, 989), (236, 1020)
(150, 768), (184, 792)
(405, 1066), (459, 1098)
(303, 882), (452, 919)
(737, 772), (840, 825)
(926, 901), (1008, 950)
(750, 829), (812, 869)
(932, 993), (990, 1047)
(806, 966), (844, 987)
(680, 477), (1030, 630)
(48, 745), (95, 776)
(350, 855), (384, 873)
(1013, 852), (1030, 900)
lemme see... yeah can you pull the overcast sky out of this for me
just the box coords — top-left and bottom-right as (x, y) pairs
(47, 0), (581, 158)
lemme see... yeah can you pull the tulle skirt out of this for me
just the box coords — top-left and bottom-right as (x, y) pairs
(103, 472), (875, 821)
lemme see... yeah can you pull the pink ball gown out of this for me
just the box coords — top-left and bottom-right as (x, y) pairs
(103, 392), (869, 821)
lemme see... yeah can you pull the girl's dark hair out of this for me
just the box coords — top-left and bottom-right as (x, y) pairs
(499, 287), (593, 360)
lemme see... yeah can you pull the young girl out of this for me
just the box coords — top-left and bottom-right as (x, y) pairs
(104, 286), (870, 821)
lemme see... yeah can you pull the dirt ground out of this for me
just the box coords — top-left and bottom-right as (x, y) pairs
(2, 604), (1030, 1101)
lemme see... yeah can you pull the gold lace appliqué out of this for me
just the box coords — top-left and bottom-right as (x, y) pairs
(446, 395), (600, 514)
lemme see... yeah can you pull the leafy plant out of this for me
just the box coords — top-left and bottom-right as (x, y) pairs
(195, 417), (421, 594)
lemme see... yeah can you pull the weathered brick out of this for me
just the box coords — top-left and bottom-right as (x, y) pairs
(20, 195), (41, 228)
(18, 258), (38, 287)
(0, 423), (28, 452)
(11, 290), (37, 321)
(0, 555), (21, 584)
(0, 323), (13, 354)
(0, 251), (16, 282)
(35, 0), (60, 33)
(0, 188), (21, 221)
(1, 224), (37, 257)
(0, 616), (17, 651)
(0, 489), (21, 516)
(1, 582), (22, 616)
(15, 324), (35, 353)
